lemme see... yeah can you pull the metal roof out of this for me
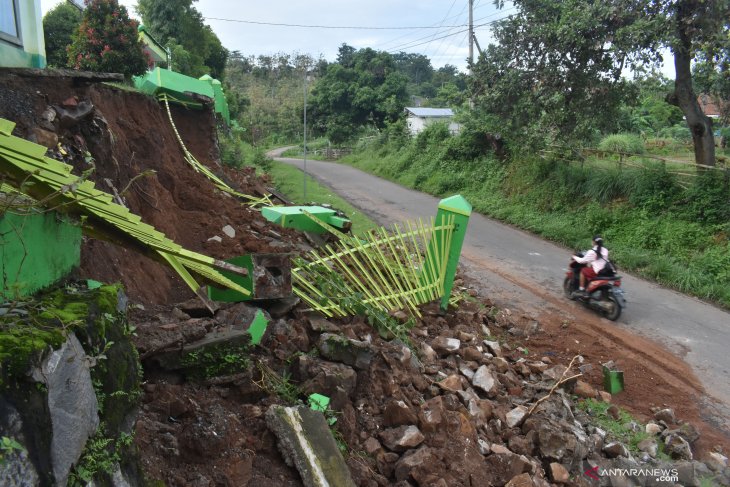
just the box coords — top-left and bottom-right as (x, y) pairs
(405, 107), (455, 118)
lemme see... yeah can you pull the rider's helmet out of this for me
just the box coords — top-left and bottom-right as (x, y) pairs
(593, 235), (603, 243)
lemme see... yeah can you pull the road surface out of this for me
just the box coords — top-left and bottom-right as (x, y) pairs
(270, 148), (730, 429)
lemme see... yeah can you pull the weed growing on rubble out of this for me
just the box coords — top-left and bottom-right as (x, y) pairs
(578, 399), (667, 457)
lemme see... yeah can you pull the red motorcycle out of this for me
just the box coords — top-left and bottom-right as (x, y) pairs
(563, 252), (625, 321)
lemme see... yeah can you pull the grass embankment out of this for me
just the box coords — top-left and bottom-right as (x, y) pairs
(342, 125), (730, 308)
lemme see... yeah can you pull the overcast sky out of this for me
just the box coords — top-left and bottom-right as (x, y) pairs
(41, 0), (674, 77)
(41, 0), (516, 72)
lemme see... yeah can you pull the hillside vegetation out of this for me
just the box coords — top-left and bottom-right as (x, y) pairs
(344, 123), (730, 308)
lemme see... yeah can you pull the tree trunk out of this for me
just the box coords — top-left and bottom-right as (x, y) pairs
(670, 1), (715, 168)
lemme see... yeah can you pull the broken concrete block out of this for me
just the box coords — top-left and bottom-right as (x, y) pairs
(506, 406), (528, 428)
(316, 333), (374, 370)
(472, 365), (499, 397)
(379, 425), (425, 452)
(265, 405), (355, 487)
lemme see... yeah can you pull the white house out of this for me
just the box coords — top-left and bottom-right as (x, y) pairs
(405, 107), (460, 136)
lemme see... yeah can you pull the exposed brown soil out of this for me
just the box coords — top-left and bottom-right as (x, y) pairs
(0, 70), (305, 304)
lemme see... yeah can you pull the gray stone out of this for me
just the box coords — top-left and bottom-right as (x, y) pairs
(393, 446), (435, 482)
(506, 406), (528, 428)
(549, 462), (569, 483)
(674, 460), (713, 487)
(706, 452), (729, 472)
(505, 472), (535, 487)
(478, 439), (491, 455)
(603, 442), (629, 458)
(317, 333), (374, 370)
(665, 434), (693, 461)
(637, 438), (658, 457)
(265, 405), (356, 487)
(222, 225), (236, 238)
(0, 400), (40, 486)
(379, 425), (425, 452)
(30, 333), (99, 486)
(207, 235), (223, 243)
(431, 336), (461, 356)
(472, 365), (499, 397)
(483, 340), (502, 357)
(645, 422), (663, 435)
(654, 408), (676, 425)
(307, 316), (340, 333)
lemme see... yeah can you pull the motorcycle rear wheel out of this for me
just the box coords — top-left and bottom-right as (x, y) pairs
(563, 276), (575, 299)
(603, 295), (622, 321)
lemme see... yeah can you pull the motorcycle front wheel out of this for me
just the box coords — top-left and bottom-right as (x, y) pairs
(563, 276), (575, 299)
(603, 295), (622, 321)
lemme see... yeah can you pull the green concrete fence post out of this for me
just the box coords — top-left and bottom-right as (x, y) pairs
(423, 195), (472, 311)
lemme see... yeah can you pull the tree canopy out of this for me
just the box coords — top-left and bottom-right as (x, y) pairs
(67, 0), (147, 78)
(309, 45), (409, 143)
(473, 0), (730, 165)
(43, 2), (82, 68)
(137, 0), (228, 79)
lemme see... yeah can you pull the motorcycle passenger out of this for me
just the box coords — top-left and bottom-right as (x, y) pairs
(571, 235), (609, 297)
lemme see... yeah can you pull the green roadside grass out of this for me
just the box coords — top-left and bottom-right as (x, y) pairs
(267, 161), (379, 236)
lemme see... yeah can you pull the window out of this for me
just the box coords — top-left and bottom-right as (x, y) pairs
(0, 0), (21, 46)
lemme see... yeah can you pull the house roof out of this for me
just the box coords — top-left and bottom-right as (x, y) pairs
(405, 107), (454, 118)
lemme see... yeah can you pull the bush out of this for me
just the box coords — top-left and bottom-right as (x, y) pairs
(598, 133), (646, 154)
(67, 0), (148, 78)
(658, 124), (692, 143)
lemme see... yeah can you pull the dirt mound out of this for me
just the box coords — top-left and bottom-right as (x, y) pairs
(0, 70), (304, 304)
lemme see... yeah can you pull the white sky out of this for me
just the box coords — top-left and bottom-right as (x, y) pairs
(41, 0), (674, 78)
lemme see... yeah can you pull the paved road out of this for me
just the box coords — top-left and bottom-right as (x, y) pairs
(271, 149), (730, 418)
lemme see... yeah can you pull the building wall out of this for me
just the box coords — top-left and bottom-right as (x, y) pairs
(406, 116), (461, 136)
(0, 0), (46, 69)
(0, 211), (81, 298)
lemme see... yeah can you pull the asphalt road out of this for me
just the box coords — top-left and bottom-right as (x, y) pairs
(270, 149), (730, 417)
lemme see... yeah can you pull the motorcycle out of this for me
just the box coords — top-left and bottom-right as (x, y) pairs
(563, 251), (626, 321)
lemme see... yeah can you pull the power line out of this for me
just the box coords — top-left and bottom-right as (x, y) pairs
(386, 13), (514, 53)
(204, 17), (471, 30)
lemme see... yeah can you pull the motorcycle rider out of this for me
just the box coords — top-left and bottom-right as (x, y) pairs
(571, 235), (609, 297)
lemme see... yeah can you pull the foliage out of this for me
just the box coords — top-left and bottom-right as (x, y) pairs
(471, 0), (661, 146)
(67, 0), (147, 78)
(309, 44), (409, 143)
(68, 428), (133, 486)
(180, 342), (251, 379)
(43, 2), (82, 68)
(218, 126), (271, 171)
(0, 436), (25, 464)
(577, 399), (660, 455)
(224, 51), (319, 145)
(598, 134), (646, 154)
(137, 0), (228, 79)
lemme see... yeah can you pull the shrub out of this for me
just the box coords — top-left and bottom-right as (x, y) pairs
(598, 133), (646, 154)
(658, 124), (692, 143)
(67, 0), (148, 78)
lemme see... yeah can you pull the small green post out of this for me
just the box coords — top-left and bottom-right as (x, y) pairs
(423, 195), (471, 311)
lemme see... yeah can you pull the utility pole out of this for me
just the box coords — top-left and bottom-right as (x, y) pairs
(468, 0), (474, 69)
(303, 69), (309, 201)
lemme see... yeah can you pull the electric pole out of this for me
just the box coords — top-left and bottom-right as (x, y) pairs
(468, 0), (474, 69)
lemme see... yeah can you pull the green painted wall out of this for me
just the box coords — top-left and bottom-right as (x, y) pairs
(0, 0), (46, 69)
(0, 211), (81, 299)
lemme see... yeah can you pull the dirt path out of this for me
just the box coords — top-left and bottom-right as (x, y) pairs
(270, 149), (730, 452)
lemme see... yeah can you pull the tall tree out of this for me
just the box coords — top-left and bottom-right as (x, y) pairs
(310, 47), (408, 143)
(665, 0), (729, 165)
(137, 0), (228, 79)
(67, 0), (147, 78)
(43, 2), (82, 67)
(481, 0), (730, 165)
